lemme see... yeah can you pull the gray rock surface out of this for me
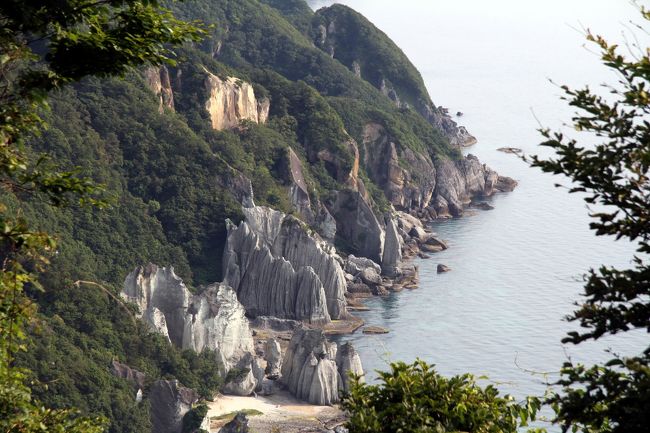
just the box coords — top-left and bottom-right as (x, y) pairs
(381, 216), (403, 277)
(121, 264), (254, 371)
(329, 189), (385, 264)
(223, 206), (347, 323)
(280, 327), (363, 405)
(361, 123), (515, 216)
(143, 65), (175, 113)
(336, 342), (364, 393)
(264, 338), (282, 378)
(110, 361), (145, 389)
(150, 380), (198, 433)
(219, 412), (250, 433)
(222, 353), (258, 396)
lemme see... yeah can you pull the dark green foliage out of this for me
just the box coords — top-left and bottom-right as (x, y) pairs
(341, 360), (542, 433)
(259, 0), (315, 34)
(312, 4), (432, 108)
(530, 12), (650, 433)
(182, 404), (209, 433)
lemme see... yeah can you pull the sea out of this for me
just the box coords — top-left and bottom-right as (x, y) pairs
(307, 0), (649, 425)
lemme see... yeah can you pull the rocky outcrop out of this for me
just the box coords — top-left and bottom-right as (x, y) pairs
(362, 122), (436, 210)
(418, 103), (477, 147)
(285, 147), (314, 221)
(111, 361), (145, 389)
(144, 65), (175, 113)
(281, 327), (361, 405)
(264, 338), (282, 379)
(329, 189), (385, 264)
(150, 380), (199, 433)
(222, 353), (259, 396)
(362, 123), (516, 217)
(220, 412), (250, 433)
(433, 154), (516, 217)
(121, 264), (254, 370)
(223, 206), (348, 323)
(204, 71), (270, 130)
(381, 215), (403, 277)
(336, 342), (364, 393)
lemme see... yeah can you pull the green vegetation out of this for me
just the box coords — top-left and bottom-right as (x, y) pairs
(341, 360), (543, 433)
(211, 409), (264, 422)
(0, 0), (202, 431)
(530, 11), (650, 433)
(312, 4), (433, 109)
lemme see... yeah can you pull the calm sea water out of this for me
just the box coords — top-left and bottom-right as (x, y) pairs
(308, 0), (648, 420)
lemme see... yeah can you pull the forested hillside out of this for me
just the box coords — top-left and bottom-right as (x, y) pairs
(10, 1), (504, 431)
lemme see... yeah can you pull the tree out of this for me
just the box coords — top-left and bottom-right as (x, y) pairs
(529, 8), (650, 433)
(341, 360), (543, 433)
(0, 1), (203, 431)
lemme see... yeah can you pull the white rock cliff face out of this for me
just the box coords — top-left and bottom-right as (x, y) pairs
(121, 264), (254, 370)
(280, 327), (363, 405)
(204, 71), (270, 130)
(223, 206), (348, 323)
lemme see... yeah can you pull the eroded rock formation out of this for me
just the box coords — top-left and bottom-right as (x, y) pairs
(149, 379), (198, 433)
(121, 264), (253, 370)
(362, 123), (516, 217)
(144, 65), (175, 113)
(280, 327), (362, 405)
(223, 206), (348, 323)
(203, 70), (270, 130)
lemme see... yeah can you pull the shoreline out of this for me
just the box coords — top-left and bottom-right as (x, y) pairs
(206, 391), (344, 433)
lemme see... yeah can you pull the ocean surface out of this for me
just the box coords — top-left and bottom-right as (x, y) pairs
(307, 0), (648, 420)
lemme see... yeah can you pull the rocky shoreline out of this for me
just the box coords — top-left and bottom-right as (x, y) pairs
(111, 61), (520, 433)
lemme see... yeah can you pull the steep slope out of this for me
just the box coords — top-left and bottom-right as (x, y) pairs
(311, 4), (477, 147)
(10, 0), (517, 431)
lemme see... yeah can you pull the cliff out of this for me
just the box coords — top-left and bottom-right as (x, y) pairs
(223, 206), (348, 323)
(362, 122), (516, 217)
(312, 4), (476, 147)
(280, 327), (363, 405)
(121, 264), (254, 370)
(204, 71), (270, 130)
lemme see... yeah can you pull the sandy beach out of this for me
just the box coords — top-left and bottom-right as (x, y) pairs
(206, 391), (345, 432)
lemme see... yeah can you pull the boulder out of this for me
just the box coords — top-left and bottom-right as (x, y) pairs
(222, 353), (258, 396)
(359, 268), (382, 286)
(264, 338), (282, 379)
(345, 255), (382, 276)
(219, 412), (250, 433)
(150, 380), (198, 433)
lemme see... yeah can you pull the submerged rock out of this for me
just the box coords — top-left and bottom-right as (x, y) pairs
(362, 326), (389, 335)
